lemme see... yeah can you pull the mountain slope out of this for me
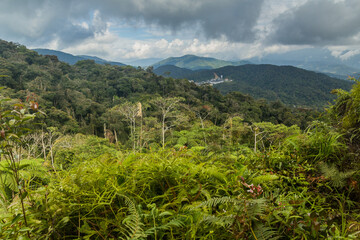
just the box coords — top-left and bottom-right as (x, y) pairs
(126, 58), (163, 67)
(194, 64), (353, 107)
(33, 48), (125, 66)
(248, 47), (360, 79)
(154, 64), (353, 108)
(33, 49), (84, 65)
(152, 54), (250, 70)
(153, 65), (195, 79)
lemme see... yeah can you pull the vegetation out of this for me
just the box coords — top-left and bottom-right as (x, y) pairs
(154, 64), (353, 108)
(0, 39), (359, 239)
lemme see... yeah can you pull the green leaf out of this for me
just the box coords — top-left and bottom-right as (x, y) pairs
(18, 164), (30, 170)
(4, 183), (13, 201)
(159, 211), (173, 217)
(18, 227), (32, 232)
(20, 191), (28, 200)
(17, 235), (31, 240)
(6, 133), (19, 139)
(11, 214), (22, 225)
(55, 216), (70, 229)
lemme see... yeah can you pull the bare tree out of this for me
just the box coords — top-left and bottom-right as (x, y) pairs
(23, 131), (43, 159)
(115, 102), (142, 151)
(40, 127), (61, 167)
(152, 97), (184, 148)
(250, 125), (266, 153)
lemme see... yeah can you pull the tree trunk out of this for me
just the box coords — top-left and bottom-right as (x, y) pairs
(114, 130), (118, 146)
(41, 128), (47, 160)
(162, 118), (165, 148)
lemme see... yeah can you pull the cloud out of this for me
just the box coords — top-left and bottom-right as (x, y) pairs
(63, 32), (267, 62)
(0, 0), (264, 47)
(270, 0), (360, 45)
(75, 0), (265, 42)
(0, 0), (108, 47)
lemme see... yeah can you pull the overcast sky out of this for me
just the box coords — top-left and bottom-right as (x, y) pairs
(1, 0), (360, 62)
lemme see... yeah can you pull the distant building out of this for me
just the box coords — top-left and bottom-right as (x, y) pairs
(193, 72), (233, 86)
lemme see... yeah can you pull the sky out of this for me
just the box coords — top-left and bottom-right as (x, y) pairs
(1, 0), (360, 63)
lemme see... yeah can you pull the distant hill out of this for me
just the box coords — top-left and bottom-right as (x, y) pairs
(197, 65), (353, 108)
(155, 64), (353, 108)
(126, 58), (163, 67)
(153, 65), (195, 79)
(33, 49), (125, 66)
(152, 54), (250, 70)
(247, 48), (360, 79)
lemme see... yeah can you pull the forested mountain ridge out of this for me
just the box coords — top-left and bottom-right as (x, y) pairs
(154, 64), (195, 78)
(154, 64), (353, 108)
(152, 54), (250, 70)
(32, 48), (353, 109)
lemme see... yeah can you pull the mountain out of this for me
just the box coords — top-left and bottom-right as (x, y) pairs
(33, 49), (84, 65)
(153, 65), (195, 79)
(248, 48), (360, 79)
(152, 54), (250, 70)
(200, 65), (353, 108)
(33, 48), (125, 66)
(155, 64), (353, 108)
(126, 58), (163, 67)
(77, 55), (125, 66)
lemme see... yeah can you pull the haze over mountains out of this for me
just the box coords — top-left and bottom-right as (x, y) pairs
(247, 48), (360, 79)
(34, 47), (360, 80)
(152, 55), (251, 70)
(30, 46), (354, 108)
(33, 49), (126, 66)
(153, 48), (360, 79)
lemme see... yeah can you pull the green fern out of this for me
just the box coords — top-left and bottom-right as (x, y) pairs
(201, 214), (235, 228)
(118, 194), (146, 240)
(197, 196), (236, 209)
(144, 218), (185, 235)
(253, 223), (280, 240)
(252, 174), (278, 185)
(246, 198), (267, 219)
(319, 163), (355, 188)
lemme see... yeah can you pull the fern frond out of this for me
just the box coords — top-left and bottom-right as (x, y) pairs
(144, 218), (184, 235)
(247, 198), (267, 219)
(252, 174), (278, 185)
(319, 163), (355, 188)
(197, 196), (238, 209)
(117, 194), (146, 240)
(201, 214), (235, 228)
(253, 223), (280, 240)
